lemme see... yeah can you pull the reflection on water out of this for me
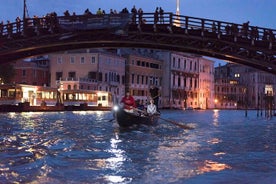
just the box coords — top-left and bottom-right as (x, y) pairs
(0, 110), (275, 183)
(212, 109), (219, 126)
(198, 160), (232, 173)
(105, 131), (131, 183)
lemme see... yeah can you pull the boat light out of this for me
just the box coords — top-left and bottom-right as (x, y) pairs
(113, 105), (119, 111)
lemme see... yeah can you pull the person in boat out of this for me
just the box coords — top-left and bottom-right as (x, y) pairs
(149, 85), (160, 112)
(147, 99), (157, 116)
(136, 99), (145, 111)
(136, 99), (147, 116)
(120, 91), (136, 113)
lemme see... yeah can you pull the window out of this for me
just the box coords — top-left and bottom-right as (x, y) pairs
(117, 74), (120, 83)
(56, 72), (62, 80)
(68, 72), (76, 79)
(91, 56), (96, 64)
(172, 75), (175, 86)
(184, 59), (186, 69)
(70, 56), (75, 64)
(122, 76), (125, 84)
(105, 73), (108, 82)
(150, 63), (159, 69)
(131, 74), (135, 83)
(173, 57), (175, 67)
(57, 57), (62, 64)
(22, 70), (26, 76)
(88, 71), (97, 79)
(184, 77), (186, 87)
(142, 61), (145, 67)
(137, 75), (140, 84)
(98, 72), (102, 81)
(80, 57), (85, 64)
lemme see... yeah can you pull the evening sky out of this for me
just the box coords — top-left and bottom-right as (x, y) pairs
(1, 0), (275, 29)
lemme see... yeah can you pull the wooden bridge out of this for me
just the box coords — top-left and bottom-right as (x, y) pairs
(0, 12), (275, 74)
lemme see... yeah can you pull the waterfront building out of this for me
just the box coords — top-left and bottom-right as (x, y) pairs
(214, 63), (276, 109)
(169, 52), (200, 109)
(122, 50), (163, 107)
(198, 57), (215, 109)
(155, 51), (215, 109)
(214, 64), (245, 109)
(48, 49), (126, 102)
(11, 56), (50, 86)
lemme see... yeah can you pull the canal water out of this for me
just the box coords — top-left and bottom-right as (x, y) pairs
(0, 110), (275, 184)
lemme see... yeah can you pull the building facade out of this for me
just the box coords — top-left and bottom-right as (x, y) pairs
(11, 57), (50, 86)
(198, 57), (215, 109)
(49, 49), (126, 101)
(214, 63), (276, 109)
(124, 52), (163, 106)
(155, 51), (215, 109)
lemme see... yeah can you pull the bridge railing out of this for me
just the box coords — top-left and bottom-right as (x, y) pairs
(170, 14), (275, 43)
(0, 12), (275, 48)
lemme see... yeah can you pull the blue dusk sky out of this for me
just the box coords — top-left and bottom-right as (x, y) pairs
(1, 0), (275, 28)
(0, 0), (275, 65)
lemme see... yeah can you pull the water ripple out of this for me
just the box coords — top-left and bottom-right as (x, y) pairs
(0, 110), (275, 183)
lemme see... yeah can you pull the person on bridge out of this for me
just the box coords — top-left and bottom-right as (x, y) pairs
(16, 17), (21, 33)
(154, 7), (159, 25)
(131, 5), (137, 24)
(0, 21), (3, 36)
(84, 8), (92, 16)
(97, 8), (103, 15)
(159, 7), (164, 24)
(138, 8), (143, 25)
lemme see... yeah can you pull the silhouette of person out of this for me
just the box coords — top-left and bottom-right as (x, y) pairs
(159, 7), (164, 24)
(154, 7), (159, 25)
(149, 85), (160, 112)
(131, 5), (137, 24)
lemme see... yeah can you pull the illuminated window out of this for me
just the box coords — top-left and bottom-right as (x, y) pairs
(229, 80), (238, 84)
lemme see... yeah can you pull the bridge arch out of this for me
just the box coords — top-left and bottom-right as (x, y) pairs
(0, 12), (275, 74)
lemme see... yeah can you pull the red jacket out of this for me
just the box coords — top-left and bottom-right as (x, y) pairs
(121, 96), (136, 110)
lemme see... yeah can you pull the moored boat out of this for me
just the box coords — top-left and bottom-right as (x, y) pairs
(114, 106), (159, 127)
